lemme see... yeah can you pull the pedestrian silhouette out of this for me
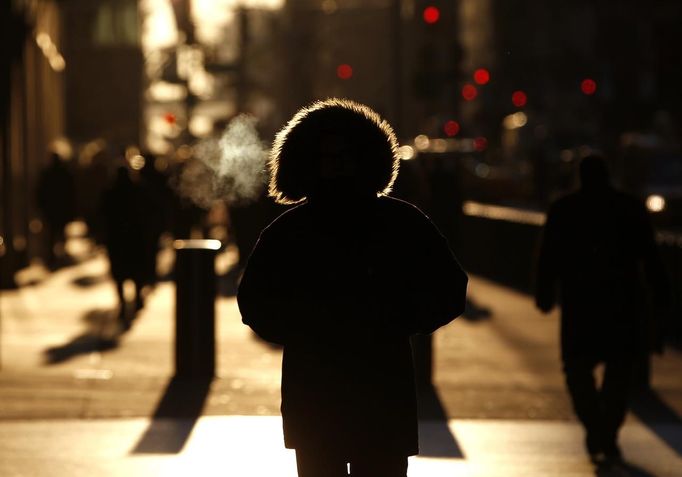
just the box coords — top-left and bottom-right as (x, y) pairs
(99, 166), (150, 326)
(37, 152), (76, 268)
(535, 154), (669, 468)
(139, 153), (171, 285)
(237, 99), (468, 477)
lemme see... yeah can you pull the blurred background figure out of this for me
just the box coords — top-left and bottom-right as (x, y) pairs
(36, 152), (76, 269)
(535, 154), (670, 469)
(99, 165), (150, 327)
(139, 152), (172, 285)
(75, 146), (114, 247)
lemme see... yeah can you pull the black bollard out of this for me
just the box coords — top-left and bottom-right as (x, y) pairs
(174, 239), (221, 378)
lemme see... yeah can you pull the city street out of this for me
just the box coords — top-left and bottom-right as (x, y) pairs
(3, 1), (681, 476)
(1, 245), (681, 476)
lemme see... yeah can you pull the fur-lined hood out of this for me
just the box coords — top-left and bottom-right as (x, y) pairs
(268, 98), (400, 205)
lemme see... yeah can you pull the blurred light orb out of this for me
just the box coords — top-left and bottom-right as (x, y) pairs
(432, 139), (447, 152)
(130, 155), (146, 171)
(164, 112), (177, 125)
(414, 134), (430, 151)
(49, 54), (66, 72)
(176, 144), (194, 161)
(474, 136), (488, 152)
(503, 112), (528, 130)
(475, 163), (490, 178)
(36, 32), (50, 49)
(29, 219), (43, 234)
(423, 6), (440, 24)
(511, 90), (527, 107)
(462, 84), (478, 101)
(581, 78), (597, 95)
(444, 120), (460, 137)
(189, 115), (214, 137)
(646, 194), (666, 213)
(398, 145), (415, 161)
(473, 68), (490, 85)
(322, 0), (338, 14)
(337, 63), (353, 80)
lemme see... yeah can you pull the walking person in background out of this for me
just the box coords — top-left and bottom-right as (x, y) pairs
(535, 154), (669, 469)
(237, 99), (468, 477)
(37, 152), (76, 268)
(99, 166), (149, 327)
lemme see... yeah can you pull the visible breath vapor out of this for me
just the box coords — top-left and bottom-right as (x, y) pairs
(178, 114), (268, 208)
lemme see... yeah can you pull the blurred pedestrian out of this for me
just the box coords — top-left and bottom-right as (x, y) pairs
(535, 154), (669, 466)
(37, 152), (76, 268)
(238, 99), (468, 477)
(140, 153), (171, 285)
(75, 147), (112, 246)
(99, 166), (149, 326)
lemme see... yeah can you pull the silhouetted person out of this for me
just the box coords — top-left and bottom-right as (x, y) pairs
(99, 166), (149, 325)
(535, 154), (669, 466)
(139, 153), (171, 285)
(238, 99), (468, 477)
(75, 148), (112, 245)
(37, 152), (76, 267)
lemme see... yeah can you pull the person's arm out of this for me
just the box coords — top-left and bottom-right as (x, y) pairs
(409, 214), (468, 335)
(237, 228), (290, 345)
(535, 204), (559, 313)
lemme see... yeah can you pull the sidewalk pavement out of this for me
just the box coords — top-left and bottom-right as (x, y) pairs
(1, 248), (681, 476)
(2, 416), (681, 477)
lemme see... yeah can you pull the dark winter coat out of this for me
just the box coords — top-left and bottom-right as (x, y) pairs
(535, 187), (669, 361)
(99, 172), (150, 282)
(237, 195), (467, 456)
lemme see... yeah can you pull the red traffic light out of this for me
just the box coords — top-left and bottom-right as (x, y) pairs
(164, 112), (177, 125)
(462, 84), (478, 101)
(511, 90), (527, 107)
(423, 6), (440, 24)
(444, 120), (460, 137)
(473, 68), (490, 85)
(581, 78), (597, 95)
(474, 137), (488, 152)
(336, 64), (353, 80)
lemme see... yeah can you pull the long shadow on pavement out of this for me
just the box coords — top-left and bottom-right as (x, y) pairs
(595, 461), (657, 477)
(44, 309), (124, 364)
(417, 384), (464, 458)
(631, 387), (682, 456)
(132, 377), (212, 454)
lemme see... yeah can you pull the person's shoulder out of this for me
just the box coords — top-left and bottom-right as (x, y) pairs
(260, 202), (309, 237)
(378, 195), (429, 221)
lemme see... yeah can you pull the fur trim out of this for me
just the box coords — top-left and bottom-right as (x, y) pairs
(269, 98), (400, 205)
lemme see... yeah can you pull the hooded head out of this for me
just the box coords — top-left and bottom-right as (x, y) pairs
(268, 98), (400, 205)
(579, 153), (610, 192)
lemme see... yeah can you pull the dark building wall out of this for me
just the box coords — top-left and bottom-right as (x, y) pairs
(1, 0), (65, 285)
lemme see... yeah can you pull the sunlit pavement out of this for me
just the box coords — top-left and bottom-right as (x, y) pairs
(1, 246), (681, 476)
(1, 416), (681, 477)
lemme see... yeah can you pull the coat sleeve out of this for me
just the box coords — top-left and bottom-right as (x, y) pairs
(408, 214), (468, 335)
(237, 227), (290, 345)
